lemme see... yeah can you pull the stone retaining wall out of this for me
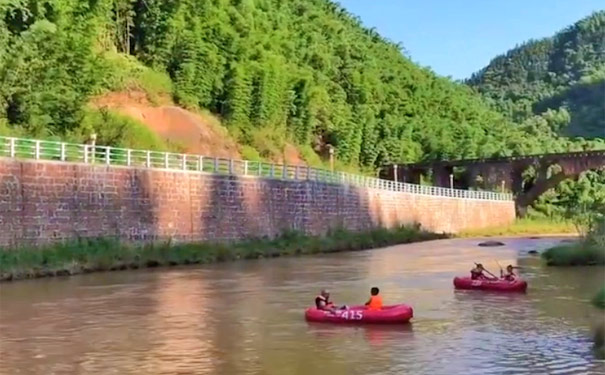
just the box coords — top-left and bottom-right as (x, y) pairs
(0, 158), (515, 246)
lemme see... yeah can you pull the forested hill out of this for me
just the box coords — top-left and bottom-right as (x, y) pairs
(467, 11), (605, 139)
(0, 0), (570, 170)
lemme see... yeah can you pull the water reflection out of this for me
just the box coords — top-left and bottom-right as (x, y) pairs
(1, 238), (603, 375)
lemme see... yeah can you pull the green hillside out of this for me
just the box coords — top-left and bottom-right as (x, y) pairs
(467, 11), (605, 218)
(467, 11), (605, 138)
(0, 0), (571, 170)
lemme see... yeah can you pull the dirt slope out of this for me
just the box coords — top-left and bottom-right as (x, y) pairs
(92, 91), (241, 159)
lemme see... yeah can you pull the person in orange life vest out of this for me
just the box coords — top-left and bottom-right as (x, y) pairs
(365, 287), (383, 310)
(501, 265), (517, 281)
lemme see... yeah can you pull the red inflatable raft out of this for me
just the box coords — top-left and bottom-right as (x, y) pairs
(453, 276), (527, 292)
(305, 304), (413, 324)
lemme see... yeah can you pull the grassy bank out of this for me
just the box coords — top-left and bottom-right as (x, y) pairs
(542, 242), (605, 266)
(457, 218), (576, 238)
(0, 226), (445, 282)
(593, 287), (605, 309)
(542, 216), (604, 266)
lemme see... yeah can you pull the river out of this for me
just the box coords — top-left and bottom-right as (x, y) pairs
(1, 237), (603, 375)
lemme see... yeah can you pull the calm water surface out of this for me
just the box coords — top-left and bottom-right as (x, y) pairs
(1, 237), (604, 375)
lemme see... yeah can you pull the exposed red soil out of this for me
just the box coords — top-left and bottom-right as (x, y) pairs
(92, 91), (241, 159)
(92, 91), (307, 165)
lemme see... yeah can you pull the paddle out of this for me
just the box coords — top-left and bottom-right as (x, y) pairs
(483, 268), (499, 280)
(495, 260), (504, 278)
(474, 262), (498, 280)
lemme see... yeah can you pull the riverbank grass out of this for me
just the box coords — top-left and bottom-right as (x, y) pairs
(542, 216), (604, 266)
(542, 242), (605, 266)
(0, 225), (445, 282)
(457, 218), (576, 238)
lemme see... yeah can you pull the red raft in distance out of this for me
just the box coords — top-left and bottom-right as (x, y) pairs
(305, 304), (413, 324)
(453, 276), (528, 292)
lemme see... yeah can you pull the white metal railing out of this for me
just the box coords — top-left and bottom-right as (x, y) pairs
(0, 136), (513, 201)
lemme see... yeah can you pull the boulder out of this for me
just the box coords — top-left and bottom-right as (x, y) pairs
(478, 240), (505, 247)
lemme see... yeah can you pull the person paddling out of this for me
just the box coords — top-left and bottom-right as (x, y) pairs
(470, 263), (498, 280)
(365, 287), (383, 311)
(500, 265), (517, 281)
(315, 289), (348, 312)
(315, 289), (336, 312)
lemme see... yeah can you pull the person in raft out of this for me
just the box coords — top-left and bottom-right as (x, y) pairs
(365, 287), (383, 310)
(500, 265), (517, 281)
(315, 289), (347, 312)
(470, 263), (498, 280)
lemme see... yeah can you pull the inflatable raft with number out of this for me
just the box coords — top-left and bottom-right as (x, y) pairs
(453, 276), (528, 292)
(305, 304), (413, 324)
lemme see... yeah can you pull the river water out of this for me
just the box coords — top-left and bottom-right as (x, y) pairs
(1, 238), (604, 375)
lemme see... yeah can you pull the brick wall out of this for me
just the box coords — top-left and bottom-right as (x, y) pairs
(0, 158), (515, 246)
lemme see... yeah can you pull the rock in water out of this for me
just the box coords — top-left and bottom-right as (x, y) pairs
(478, 240), (505, 247)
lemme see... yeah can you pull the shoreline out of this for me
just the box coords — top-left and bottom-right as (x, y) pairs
(0, 226), (587, 284)
(0, 226), (445, 283)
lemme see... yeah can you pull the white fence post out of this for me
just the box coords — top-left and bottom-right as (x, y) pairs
(84, 145), (89, 164)
(127, 149), (131, 166)
(9, 138), (15, 158)
(199, 156), (204, 172)
(244, 160), (248, 176)
(229, 159), (234, 174)
(34, 140), (41, 160)
(164, 152), (169, 169)
(182, 154), (187, 170)
(146, 151), (151, 168)
(213, 158), (218, 173)
(105, 147), (111, 165)
(60, 143), (66, 161)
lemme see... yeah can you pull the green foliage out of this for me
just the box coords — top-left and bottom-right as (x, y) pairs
(99, 52), (173, 101)
(542, 214), (605, 266)
(0, 0), (602, 225)
(0, 225), (445, 281)
(299, 144), (325, 168)
(78, 108), (168, 150)
(468, 11), (605, 139)
(457, 217), (576, 238)
(250, 125), (286, 159)
(0, 0), (563, 170)
(593, 287), (605, 309)
(532, 170), (605, 217)
(542, 243), (605, 266)
(240, 145), (262, 162)
(469, 11), (605, 217)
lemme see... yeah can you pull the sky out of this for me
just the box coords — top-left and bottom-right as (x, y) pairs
(338, 0), (604, 80)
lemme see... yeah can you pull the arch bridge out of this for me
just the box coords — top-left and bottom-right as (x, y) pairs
(380, 150), (605, 214)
